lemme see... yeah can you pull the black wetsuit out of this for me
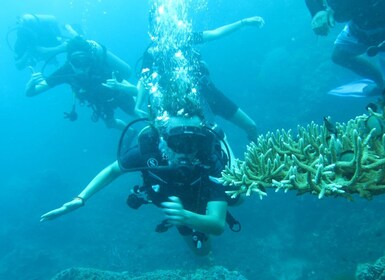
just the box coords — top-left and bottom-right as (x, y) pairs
(141, 32), (238, 120)
(46, 56), (135, 121)
(118, 128), (228, 216)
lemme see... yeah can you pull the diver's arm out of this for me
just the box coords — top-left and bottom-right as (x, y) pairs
(119, 80), (138, 95)
(35, 41), (68, 60)
(77, 161), (123, 200)
(202, 16), (264, 43)
(25, 72), (50, 97)
(102, 72), (138, 96)
(134, 78), (149, 117)
(162, 197), (227, 235)
(35, 44), (66, 59)
(40, 161), (123, 222)
(184, 201), (227, 235)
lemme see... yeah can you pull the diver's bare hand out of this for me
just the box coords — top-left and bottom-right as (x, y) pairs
(29, 72), (45, 84)
(40, 198), (84, 222)
(161, 196), (186, 226)
(102, 71), (120, 89)
(27, 66), (44, 83)
(311, 9), (335, 36)
(242, 16), (265, 28)
(25, 67), (46, 96)
(102, 71), (132, 91)
(103, 72), (137, 95)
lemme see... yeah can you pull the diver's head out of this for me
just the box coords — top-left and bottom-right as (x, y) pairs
(68, 51), (93, 72)
(165, 126), (208, 155)
(66, 36), (95, 72)
(66, 36), (92, 54)
(157, 115), (214, 165)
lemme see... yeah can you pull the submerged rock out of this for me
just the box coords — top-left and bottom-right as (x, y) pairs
(51, 265), (248, 280)
(356, 255), (385, 280)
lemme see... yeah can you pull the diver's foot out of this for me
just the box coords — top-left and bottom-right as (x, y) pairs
(363, 84), (383, 96)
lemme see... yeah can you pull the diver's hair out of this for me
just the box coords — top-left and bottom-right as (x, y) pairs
(66, 36), (92, 55)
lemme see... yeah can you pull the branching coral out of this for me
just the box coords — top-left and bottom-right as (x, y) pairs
(222, 111), (385, 200)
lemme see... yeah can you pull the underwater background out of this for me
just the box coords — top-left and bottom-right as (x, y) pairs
(1, 0), (384, 279)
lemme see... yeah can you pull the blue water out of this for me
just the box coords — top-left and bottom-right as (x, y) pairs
(1, 1), (384, 279)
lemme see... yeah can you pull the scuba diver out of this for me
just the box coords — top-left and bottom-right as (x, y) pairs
(8, 14), (76, 70)
(40, 107), (240, 256)
(305, 0), (385, 96)
(25, 36), (138, 130)
(135, 10), (265, 142)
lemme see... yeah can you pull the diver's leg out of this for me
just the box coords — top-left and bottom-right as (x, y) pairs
(202, 79), (258, 142)
(180, 232), (212, 256)
(228, 108), (258, 142)
(102, 108), (127, 130)
(332, 46), (384, 88)
(177, 226), (211, 256)
(117, 93), (136, 117)
(332, 23), (384, 88)
(103, 117), (126, 130)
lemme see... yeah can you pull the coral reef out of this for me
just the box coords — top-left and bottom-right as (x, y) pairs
(51, 265), (247, 280)
(222, 111), (385, 200)
(356, 255), (385, 280)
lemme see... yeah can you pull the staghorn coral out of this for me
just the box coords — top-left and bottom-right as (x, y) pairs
(222, 111), (385, 200)
(50, 266), (247, 280)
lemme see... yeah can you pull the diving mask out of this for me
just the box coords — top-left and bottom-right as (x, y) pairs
(68, 51), (92, 69)
(163, 126), (208, 154)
